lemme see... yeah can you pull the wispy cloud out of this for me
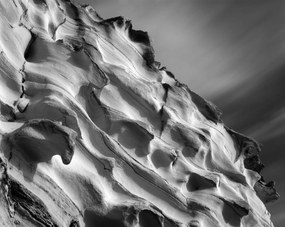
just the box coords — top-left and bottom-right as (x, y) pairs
(246, 109), (285, 141)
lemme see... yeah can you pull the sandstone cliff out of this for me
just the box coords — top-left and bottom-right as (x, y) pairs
(0, 0), (279, 226)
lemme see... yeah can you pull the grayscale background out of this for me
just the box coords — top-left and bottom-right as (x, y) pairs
(75, 0), (285, 226)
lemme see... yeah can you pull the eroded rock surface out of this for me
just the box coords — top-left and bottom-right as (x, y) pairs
(0, 0), (279, 226)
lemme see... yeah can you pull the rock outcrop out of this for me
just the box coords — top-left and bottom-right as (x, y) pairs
(0, 0), (279, 226)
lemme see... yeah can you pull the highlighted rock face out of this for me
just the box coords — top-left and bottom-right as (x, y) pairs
(0, 0), (279, 226)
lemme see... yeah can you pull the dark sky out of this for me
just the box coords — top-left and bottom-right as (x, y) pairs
(74, 0), (285, 225)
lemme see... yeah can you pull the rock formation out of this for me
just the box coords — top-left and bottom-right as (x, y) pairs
(0, 0), (279, 226)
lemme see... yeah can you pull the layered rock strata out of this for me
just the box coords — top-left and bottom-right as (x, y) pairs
(0, 0), (279, 226)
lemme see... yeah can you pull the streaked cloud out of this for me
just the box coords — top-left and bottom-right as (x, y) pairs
(246, 109), (285, 141)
